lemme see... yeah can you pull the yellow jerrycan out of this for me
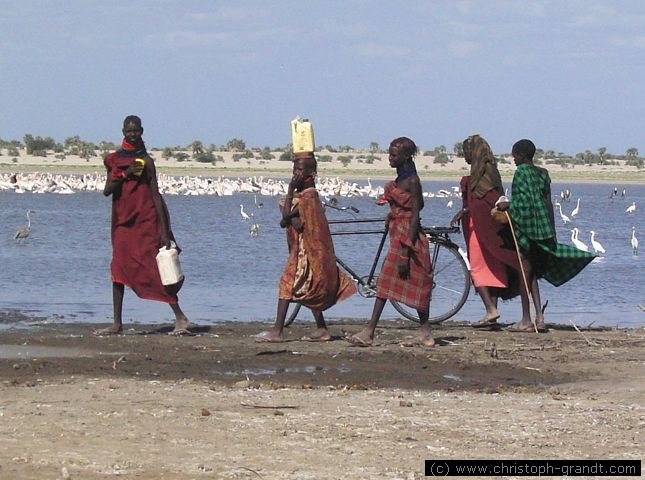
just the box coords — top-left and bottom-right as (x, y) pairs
(291, 117), (315, 153)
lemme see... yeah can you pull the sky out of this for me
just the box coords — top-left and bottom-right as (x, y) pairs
(1, 0), (645, 155)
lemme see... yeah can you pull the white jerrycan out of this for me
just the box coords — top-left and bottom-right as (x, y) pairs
(156, 241), (184, 286)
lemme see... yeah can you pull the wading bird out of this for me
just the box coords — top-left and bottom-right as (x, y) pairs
(589, 231), (605, 254)
(570, 198), (581, 218)
(556, 203), (571, 224)
(15, 209), (34, 242)
(626, 202), (636, 214)
(239, 204), (252, 221)
(632, 226), (639, 255)
(570, 228), (589, 252)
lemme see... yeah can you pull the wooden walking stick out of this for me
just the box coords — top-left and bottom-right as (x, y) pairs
(504, 210), (539, 333)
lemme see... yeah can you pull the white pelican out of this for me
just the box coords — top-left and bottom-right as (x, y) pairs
(239, 204), (252, 221)
(15, 209), (34, 242)
(570, 228), (589, 252)
(589, 231), (605, 254)
(632, 227), (639, 255)
(556, 203), (571, 224)
(626, 202), (636, 214)
(570, 198), (580, 217)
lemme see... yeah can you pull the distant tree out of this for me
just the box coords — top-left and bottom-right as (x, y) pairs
(434, 145), (447, 155)
(226, 138), (246, 152)
(260, 147), (275, 160)
(194, 151), (216, 163)
(544, 150), (556, 160)
(23, 134), (56, 155)
(162, 147), (173, 160)
(279, 145), (293, 161)
(7, 146), (19, 157)
(338, 155), (352, 167)
(365, 154), (378, 164)
(190, 141), (204, 156)
(625, 147), (639, 159)
(369, 141), (380, 153)
(433, 153), (450, 166)
(174, 152), (190, 162)
(597, 147), (607, 165)
(318, 155), (332, 163)
(453, 142), (464, 157)
(338, 145), (353, 153)
(323, 145), (337, 153)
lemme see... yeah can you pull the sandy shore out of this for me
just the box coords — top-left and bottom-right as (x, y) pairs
(2, 148), (645, 183)
(1, 318), (643, 479)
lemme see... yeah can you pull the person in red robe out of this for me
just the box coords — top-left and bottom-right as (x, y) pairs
(452, 134), (520, 329)
(346, 137), (435, 347)
(255, 153), (356, 343)
(94, 115), (190, 336)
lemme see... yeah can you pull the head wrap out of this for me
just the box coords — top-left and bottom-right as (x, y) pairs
(463, 134), (503, 199)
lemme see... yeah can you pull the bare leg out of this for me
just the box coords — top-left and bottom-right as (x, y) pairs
(168, 302), (190, 335)
(508, 259), (539, 332)
(416, 309), (435, 347)
(255, 298), (289, 342)
(346, 297), (386, 346)
(473, 286), (500, 325)
(94, 282), (124, 335)
(305, 309), (331, 341)
(530, 275), (545, 330)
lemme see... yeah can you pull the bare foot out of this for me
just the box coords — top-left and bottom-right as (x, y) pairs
(345, 330), (373, 347)
(93, 326), (123, 336)
(417, 332), (436, 347)
(168, 316), (191, 336)
(472, 313), (501, 328)
(301, 328), (331, 342)
(254, 330), (284, 343)
(506, 321), (535, 332)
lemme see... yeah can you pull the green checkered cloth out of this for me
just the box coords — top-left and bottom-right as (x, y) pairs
(509, 164), (595, 287)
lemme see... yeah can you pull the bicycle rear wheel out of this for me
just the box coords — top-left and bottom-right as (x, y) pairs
(390, 239), (470, 324)
(284, 302), (302, 327)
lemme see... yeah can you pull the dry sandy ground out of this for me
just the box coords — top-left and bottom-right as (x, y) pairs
(0, 319), (643, 479)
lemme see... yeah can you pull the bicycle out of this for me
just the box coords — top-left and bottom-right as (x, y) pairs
(284, 211), (470, 326)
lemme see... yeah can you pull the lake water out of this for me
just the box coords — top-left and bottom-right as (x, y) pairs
(1, 179), (643, 329)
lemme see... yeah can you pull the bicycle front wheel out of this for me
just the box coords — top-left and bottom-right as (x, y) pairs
(390, 240), (470, 324)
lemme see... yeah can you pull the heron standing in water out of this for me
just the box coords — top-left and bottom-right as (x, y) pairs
(15, 209), (35, 242)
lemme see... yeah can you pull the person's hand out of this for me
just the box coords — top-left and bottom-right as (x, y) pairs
(451, 209), (466, 226)
(288, 171), (304, 193)
(397, 256), (410, 279)
(160, 231), (171, 249)
(280, 218), (290, 228)
(495, 201), (510, 212)
(125, 160), (145, 177)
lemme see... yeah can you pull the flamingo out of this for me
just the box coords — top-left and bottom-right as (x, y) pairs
(589, 231), (605, 254)
(626, 202), (636, 214)
(556, 203), (571, 224)
(15, 209), (34, 242)
(239, 204), (252, 221)
(570, 198), (581, 218)
(632, 227), (639, 255)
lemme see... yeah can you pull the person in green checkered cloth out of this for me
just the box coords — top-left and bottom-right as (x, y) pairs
(495, 139), (596, 332)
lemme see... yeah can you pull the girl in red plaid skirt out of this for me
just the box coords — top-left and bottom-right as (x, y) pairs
(347, 137), (435, 347)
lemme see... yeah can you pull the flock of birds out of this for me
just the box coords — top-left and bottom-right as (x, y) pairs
(3, 172), (640, 256)
(552, 188), (639, 256)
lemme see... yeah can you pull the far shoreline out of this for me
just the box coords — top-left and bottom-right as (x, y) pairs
(2, 161), (644, 185)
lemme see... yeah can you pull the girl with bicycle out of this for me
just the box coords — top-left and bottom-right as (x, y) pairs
(347, 137), (435, 347)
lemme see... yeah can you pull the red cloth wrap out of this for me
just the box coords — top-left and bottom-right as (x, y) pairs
(279, 188), (356, 310)
(105, 152), (179, 304)
(376, 181), (433, 311)
(460, 176), (520, 299)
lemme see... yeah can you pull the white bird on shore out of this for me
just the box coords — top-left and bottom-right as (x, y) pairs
(239, 204), (252, 221)
(626, 202), (636, 214)
(589, 231), (605, 254)
(570, 228), (589, 252)
(632, 227), (639, 255)
(15, 209), (34, 242)
(570, 198), (581, 217)
(556, 203), (571, 224)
